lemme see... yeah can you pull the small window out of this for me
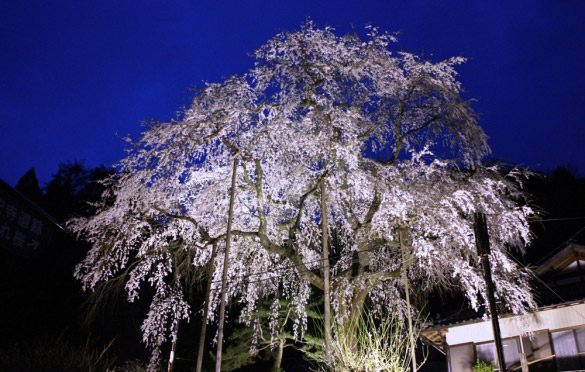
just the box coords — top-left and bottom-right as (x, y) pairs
(552, 329), (584, 371)
(502, 338), (520, 370)
(449, 343), (474, 372)
(476, 342), (497, 366)
(521, 332), (554, 372)
(474, 338), (520, 371)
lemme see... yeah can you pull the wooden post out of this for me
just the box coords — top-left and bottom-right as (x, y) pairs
(399, 228), (417, 372)
(215, 157), (239, 372)
(519, 350), (529, 372)
(167, 321), (179, 372)
(195, 244), (217, 372)
(321, 178), (332, 367)
(474, 212), (506, 372)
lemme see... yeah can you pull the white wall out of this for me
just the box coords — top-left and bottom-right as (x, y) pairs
(445, 302), (585, 346)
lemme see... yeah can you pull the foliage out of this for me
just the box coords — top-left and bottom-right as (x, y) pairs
(311, 311), (420, 372)
(69, 22), (536, 369)
(14, 161), (114, 221)
(15, 168), (43, 204)
(218, 299), (290, 371)
(524, 167), (585, 263)
(472, 359), (495, 372)
(212, 325), (258, 371)
(113, 359), (149, 372)
(218, 296), (324, 371)
(0, 337), (116, 372)
(44, 160), (114, 220)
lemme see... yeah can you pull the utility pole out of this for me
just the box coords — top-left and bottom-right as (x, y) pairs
(321, 177), (332, 368)
(399, 228), (417, 372)
(167, 321), (179, 372)
(196, 244), (217, 372)
(474, 213), (506, 372)
(215, 157), (239, 372)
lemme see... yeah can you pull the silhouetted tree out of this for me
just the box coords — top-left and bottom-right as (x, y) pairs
(525, 167), (585, 262)
(38, 161), (113, 221)
(15, 168), (43, 205)
(43, 161), (90, 221)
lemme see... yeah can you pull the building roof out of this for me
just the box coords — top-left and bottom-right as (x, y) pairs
(421, 299), (585, 350)
(0, 179), (71, 256)
(534, 242), (585, 276)
(421, 243), (585, 350)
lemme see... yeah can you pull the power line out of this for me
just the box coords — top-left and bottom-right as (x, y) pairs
(203, 221), (585, 289)
(224, 255), (415, 290)
(537, 216), (585, 222)
(217, 217), (585, 286)
(224, 244), (396, 280)
(208, 245), (407, 290)
(181, 222), (583, 292)
(535, 225), (585, 265)
(200, 227), (585, 318)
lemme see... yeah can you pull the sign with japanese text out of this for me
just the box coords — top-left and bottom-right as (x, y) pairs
(0, 180), (56, 256)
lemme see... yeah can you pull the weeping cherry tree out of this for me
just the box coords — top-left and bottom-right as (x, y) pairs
(70, 22), (536, 369)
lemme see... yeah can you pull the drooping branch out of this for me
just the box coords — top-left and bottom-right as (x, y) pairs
(72, 25), (533, 370)
(253, 161), (325, 290)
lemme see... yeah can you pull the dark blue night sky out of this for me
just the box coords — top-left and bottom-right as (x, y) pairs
(1, 0), (584, 186)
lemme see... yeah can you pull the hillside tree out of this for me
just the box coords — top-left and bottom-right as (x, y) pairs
(70, 23), (536, 369)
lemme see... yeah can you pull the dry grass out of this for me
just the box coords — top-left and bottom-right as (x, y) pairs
(0, 336), (116, 372)
(313, 312), (425, 372)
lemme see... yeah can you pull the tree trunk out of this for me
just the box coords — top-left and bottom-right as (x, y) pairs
(271, 339), (284, 372)
(215, 157), (239, 372)
(333, 283), (370, 352)
(195, 244), (217, 372)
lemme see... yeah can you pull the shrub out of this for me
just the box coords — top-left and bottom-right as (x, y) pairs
(472, 359), (495, 372)
(310, 312), (425, 372)
(0, 336), (115, 372)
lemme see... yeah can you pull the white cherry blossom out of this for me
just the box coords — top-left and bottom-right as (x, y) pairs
(69, 22), (535, 368)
